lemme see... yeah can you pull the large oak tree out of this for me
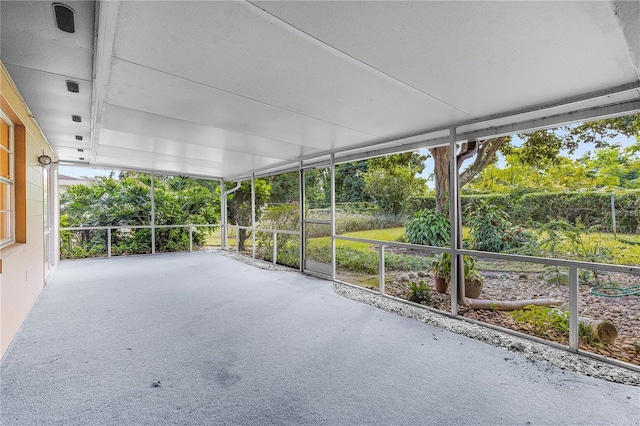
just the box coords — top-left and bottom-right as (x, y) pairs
(429, 113), (640, 215)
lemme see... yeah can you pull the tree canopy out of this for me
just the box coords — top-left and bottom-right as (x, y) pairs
(430, 113), (640, 214)
(60, 174), (219, 257)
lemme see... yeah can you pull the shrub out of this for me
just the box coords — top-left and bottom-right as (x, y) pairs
(256, 204), (301, 268)
(408, 280), (432, 305)
(335, 211), (404, 234)
(538, 219), (613, 283)
(510, 305), (598, 345)
(409, 190), (640, 234)
(307, 244), (432, 274)
(466, 201), (537, 253)
(404, 210), (450, 247)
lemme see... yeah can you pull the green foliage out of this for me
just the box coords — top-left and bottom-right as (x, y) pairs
(336, 212), (404, 235)
(268, 172), (299, 204)
(466, 200), (537, 254)
(256, 203), (300, 268)
(335, 161), (372, 203)
(411, 190), (640, 233)
(408, 280), (432, 305)
(60, 174), (220, 258)
(306, 243), (432, 274)
(225, 179), (271, 250)
(431, 252), (452, 280)
(403, 210), (450, 247)
(521, 191), (640, 234)
(463, 255), (483, 282)
(363, 152), (429, 216)
(304, 168), (331, 209)
(510, 305), (598, 345)
(542, 267), (569, 286)
(510, 305), (560, 337)
(302, 212), (404, 238)
(431, 252), (482, 282)
(539, 219), (613, 283)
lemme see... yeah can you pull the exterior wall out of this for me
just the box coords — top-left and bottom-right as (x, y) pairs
(1, 63), (58, 358)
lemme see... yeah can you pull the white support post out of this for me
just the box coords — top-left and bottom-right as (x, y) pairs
(150, 172), (155, 254)
(107, 228), (111, 258)
(273, 232), (278, 264)
(235, 227), (239, 253)
(330, 154), (336, 280)
(569, 266), (579, 351)
(252, 173), (256, 258)
(221, 179), (226, 249)
(299, 162), (304, 272)
(379, 244), (385, 295)
(449, 128), (459, 315)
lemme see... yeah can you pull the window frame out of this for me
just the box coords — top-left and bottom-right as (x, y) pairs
(0, 110), (15, 248)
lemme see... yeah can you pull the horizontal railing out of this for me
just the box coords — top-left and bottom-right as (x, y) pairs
(334, 234), (640, 357)
(224, 224), (300, 265)
(61, 224), (220, 256)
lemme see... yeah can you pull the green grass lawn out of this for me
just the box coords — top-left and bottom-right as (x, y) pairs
(212, 224), (640, 267)
(311, 227), (470, 250)
(544, 231), (640, 266)
(309, 227), (640, 267)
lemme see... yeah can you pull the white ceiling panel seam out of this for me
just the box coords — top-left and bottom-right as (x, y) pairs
(97, 129), (295, 164)
(1, 63), (93, 84)
(245, 0), (471, 116)
(100, 102), (330, 153)
(107, 56), (385, 139)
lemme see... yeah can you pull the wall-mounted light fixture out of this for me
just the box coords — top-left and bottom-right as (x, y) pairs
(72, 115), (81, 122)
(38, 154), (53, 166)
(75, 135), (83, 141)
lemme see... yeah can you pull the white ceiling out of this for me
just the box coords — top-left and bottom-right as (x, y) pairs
(2, 1), (639, 179)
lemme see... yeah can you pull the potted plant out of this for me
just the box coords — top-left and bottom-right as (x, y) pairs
(463, 255), (484, 299)
(431, 252), (451, 293)
(431, 253), (484, 298)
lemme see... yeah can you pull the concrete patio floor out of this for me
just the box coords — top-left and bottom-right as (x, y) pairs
(1, 251), (639, 425)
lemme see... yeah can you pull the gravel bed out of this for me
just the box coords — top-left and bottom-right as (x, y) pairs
(334, 281), (640, 386)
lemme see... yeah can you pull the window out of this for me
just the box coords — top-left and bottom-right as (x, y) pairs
(0, 112), (14, 247)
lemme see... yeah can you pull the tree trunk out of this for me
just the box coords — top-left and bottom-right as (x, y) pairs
(429, 146), (450, 215)
(238, 228), (248, 251)
(429, 137), (509, 216)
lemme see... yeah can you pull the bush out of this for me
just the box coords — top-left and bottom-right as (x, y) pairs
(404, 210), (450, 247)
(467, 201), (537, 253)
(409, 190), (640, 234)
(256, 204), (300, 268)
(335, 211), (404, 234)
(408, 280), (432, 305)
(307, 244), (432, 274)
